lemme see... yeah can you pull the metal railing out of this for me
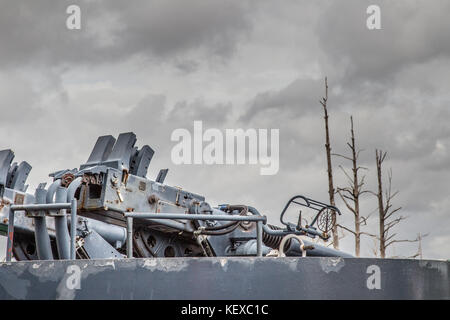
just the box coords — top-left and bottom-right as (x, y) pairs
(123, 212), (267, 258)
(6, 205), (267, 260)
(6, 200), (78, 261)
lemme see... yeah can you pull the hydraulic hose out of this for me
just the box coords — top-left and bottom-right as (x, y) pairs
(247, 206), (353, 258)
(200, 205), (248, 235)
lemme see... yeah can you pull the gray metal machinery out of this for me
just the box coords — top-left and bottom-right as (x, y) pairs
(0, 132), (352, 261)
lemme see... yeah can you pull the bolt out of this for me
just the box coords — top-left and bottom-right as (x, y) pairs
(148, 194), (158, 205)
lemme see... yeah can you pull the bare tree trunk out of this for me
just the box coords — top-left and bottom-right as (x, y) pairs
(335, 116), (375, 257)
(320, 77), (339, 249)
(373, 150), (419, 258)
(417, 233), (423, 259)
(350, 117), (361, 257)
(376, 149), (386, 258)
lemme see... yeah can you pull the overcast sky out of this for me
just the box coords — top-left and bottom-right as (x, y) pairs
(0, 0), (449, 259)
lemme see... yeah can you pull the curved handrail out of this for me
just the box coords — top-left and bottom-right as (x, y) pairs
(279, 195), (341, 230)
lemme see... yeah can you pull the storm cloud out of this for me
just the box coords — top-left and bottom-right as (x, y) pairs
(0, 0), (449, 260)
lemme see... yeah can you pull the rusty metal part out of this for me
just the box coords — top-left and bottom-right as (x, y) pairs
(121, 169), (129, 185)
(81, 173), (103, 185)
(148, 194), (159, 205)
(60, 173), (75, 188)
(13, 194), (24, 205)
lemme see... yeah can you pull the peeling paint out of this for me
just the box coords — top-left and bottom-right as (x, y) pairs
(56, 278), (76, 300)
(419, 260), (449, 277)
(220, 258), (227, 268)
(287, 260), (299, 272)
(93, 260), (115, 269)
(319, 257), (345, 273)
(0, 270), (30, 299)
(211, 258), (229, 271)
(0, 258), (447, 299)
(232, 257), (256, 268)
(142, 259), (157, 270)
(141, 258), (188, 272)
(0, 262), (12, 267)
(28, 262), (61, 282)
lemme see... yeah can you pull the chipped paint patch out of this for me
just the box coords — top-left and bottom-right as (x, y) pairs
(93, 260), (115, 269)
(75, 260), (117, 278)
(141, 258), (188, 272)
(56, 278), (76, 300)
(142, 259), (157, 270)
(233, 257), (256, 268)
(320, 257), (345, 273)
(0, 262), (12, 267)
(28, 261), (61, 282)
(288, 260), (299, 272)
(211, 258), (229, 271)
(0, 274), (30, 299)
(419, 260), (448, 277)
(0, 257), (448, 299)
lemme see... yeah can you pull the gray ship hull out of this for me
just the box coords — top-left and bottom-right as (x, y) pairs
(0, 257), (448, 300)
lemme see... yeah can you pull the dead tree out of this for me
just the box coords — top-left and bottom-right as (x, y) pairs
(408, 233), (429, 259)
(319, 77), (339, 249)
(334, 116), (375, 256)
(374, 150), (418, 258)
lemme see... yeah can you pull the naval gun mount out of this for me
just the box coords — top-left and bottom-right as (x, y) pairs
(0, 132), (350, 261)
(0, 133), (448, 300)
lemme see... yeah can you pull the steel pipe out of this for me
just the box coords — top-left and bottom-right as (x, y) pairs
(126, 216), (133, 258)
(33, 188), (53, 260)
(10, 203), (71, 211)
(5, 202), (75, 261)
(46, 180), (62, 206)
(54, 187), (71, 259)
(256, 221), (263, 257)
(70, 199), (77, 260)
(124, 213), (266, 222)
(66, 177), (82, 260)
(123, 213), (266, 258)
(247, 206), (353, 258)
(279, 234), (306, 257)
(107, 207), (193, 232)
(6, 208), (14, 262)
(66, 177), (82, 202)
(85, 218), (127, 248)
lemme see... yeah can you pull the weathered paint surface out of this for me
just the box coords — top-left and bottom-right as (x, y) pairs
(0, 257), (448, 300)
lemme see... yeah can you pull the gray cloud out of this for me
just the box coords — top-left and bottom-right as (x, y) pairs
(317, 0), (450, 84)
(0, 0), (449, 260)
(0, 0), (253, 69)
(241, 78), (324, 121)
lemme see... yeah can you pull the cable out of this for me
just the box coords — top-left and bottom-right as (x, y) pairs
(199, 205), (249, 235)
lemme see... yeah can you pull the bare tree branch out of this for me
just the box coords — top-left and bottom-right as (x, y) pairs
(332, 153), (353, 162)
(320, 77), (339, 249)
(333, 115), (372, 256)
(373, 150), (419, 258)
(337, 224), (356, 236)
